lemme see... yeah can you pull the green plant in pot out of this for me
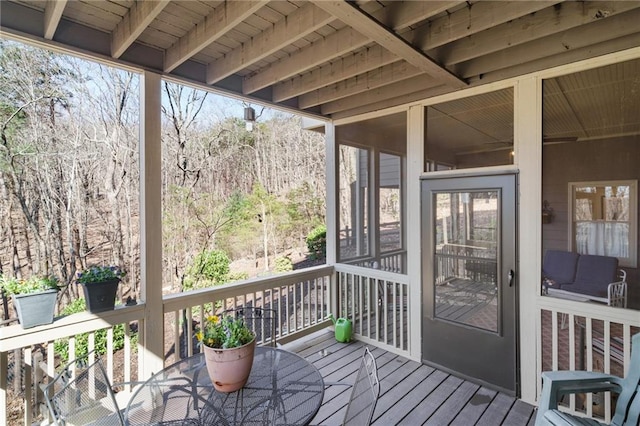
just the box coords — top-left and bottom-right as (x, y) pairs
(197, 313), (256, 392)
(0, 274), (60, 329)
(76, 265), (126, 313)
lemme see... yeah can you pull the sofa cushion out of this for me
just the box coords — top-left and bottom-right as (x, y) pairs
(542, 250), (579, 286)
(562, 254), (618, 298)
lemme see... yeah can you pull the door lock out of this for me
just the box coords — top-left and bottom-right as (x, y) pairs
(508, 269), (515, 287)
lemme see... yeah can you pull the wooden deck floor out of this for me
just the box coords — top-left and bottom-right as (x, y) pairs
(283, 329), (537, 426)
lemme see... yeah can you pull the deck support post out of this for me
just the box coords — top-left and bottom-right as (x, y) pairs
(515, 76), (542, 404)
(406, 104), (424, 361)
(139, 71), (165, 378)
(325, 121), (339, 317)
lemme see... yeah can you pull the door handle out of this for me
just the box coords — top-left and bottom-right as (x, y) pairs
(508, 269), (515, 287)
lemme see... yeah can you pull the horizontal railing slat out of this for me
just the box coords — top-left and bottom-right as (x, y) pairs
(0, 304), (145, 352)
(163, 265), (333, 312)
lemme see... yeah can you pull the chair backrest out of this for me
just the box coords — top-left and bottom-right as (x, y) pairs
(232, 307), (277, 347)
(542, 250), (579, 285)
(573, 254), (618, 297)
(612, 332), (640, 425)
(343, 347), (380, 426)
(43, 352), (124, 425)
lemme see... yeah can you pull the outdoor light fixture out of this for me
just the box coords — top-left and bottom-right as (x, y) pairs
(244, 106), (255, 131)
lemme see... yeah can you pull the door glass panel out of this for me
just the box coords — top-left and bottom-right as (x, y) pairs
(434, 190), (499, 332)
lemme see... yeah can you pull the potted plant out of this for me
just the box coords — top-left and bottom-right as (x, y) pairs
(0, 274), (60, 328)
(196, 312), (256, 392)
(76, 265), (125, 313)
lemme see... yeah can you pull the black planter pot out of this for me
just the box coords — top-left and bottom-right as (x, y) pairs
(81, 279), (119, 313)
(13, 289), (57, 328)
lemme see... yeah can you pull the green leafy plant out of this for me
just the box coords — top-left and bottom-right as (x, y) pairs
(227, 271), (249, 282)
(305, 224), (326, 260)
(184, 250), (230, 291)
(196, 313), (254, 349)
(76, 265), (126, 284)
(274, 256), (293, 272)
(54, 298), (138, 362)
(0, 274), (60, 295)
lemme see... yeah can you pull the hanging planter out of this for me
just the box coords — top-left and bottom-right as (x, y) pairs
(1, 275), (60, 329)
(76, 266), (125, 313)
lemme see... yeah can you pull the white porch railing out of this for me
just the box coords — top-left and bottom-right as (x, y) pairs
(537, 295), (640, 423)
(334, 264), (410, 357)
(0, 265), (334, 425)
(344, 249), (407, 274)
(0, 305), (145, 426)
(162, 265), (333, 364)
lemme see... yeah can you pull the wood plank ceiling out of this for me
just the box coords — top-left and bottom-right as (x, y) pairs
(1, 1), (639, 121)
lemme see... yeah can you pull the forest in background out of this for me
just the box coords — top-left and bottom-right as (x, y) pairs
(0, 40), (326, 315)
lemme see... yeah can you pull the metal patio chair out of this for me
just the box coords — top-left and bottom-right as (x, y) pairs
(342, 347), (380, 426)
(231, 306), (277, 347)
(535, 332), (640, 426)
(42, 351), (192, 426)
(42, 352), (126, 425)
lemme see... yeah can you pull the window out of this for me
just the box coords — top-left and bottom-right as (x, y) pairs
(338, 145), (369, 260)
(569, 180), (637, 267)
(379, 152), (402, 253)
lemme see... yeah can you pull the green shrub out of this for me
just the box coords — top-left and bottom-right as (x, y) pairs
(227, 271), (249, 282)
(184, 249), (231, 291)
(306, 225), (326, 260)
(54, 298), (137, 362)
(274, 256), (293, 272)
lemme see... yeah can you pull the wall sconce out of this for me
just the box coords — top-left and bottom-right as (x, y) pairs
(542, 200), (554, 224)
(244, 106), (255, 131)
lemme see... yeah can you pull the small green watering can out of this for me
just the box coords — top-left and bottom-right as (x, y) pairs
(328, 314), (352, 343)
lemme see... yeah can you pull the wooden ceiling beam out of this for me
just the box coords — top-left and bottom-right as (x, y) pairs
(331, 85), (451, 120)
(242, 27), (369, 95)
(466, 32), (640, 87)
(377, 1), (461, 31)
(456, 8), (640, 79)
(244, 0), (458, 96)
(164, 0), (267, 73)
(273, 45), (397, 102)
(111, 0), (170, 58)
(411, 1), (558, 50)
(314, 1), (467, 89)
(433, 1), (640, 66)
(298, 62), (423, 109)
(206, 4), (334, 85)
(271, 1), (461, 102)
(321, 74), (441, 115)
(43, 0), (67, 40)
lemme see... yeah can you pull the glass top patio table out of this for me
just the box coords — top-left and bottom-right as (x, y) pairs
(125, 347), (324, 426)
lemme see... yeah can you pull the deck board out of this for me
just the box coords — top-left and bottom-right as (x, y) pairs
(450, 386), (498, 425)
(284, 329), (537, 426)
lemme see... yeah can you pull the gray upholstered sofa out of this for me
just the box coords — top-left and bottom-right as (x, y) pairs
(542, 250), (627, 307)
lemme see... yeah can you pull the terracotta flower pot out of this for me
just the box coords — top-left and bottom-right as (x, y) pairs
(203, 338), (256, 392)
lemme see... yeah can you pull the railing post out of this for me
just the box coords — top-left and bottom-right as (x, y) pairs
(33, 352), (46, 420)
(1, 351), (7, 426)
